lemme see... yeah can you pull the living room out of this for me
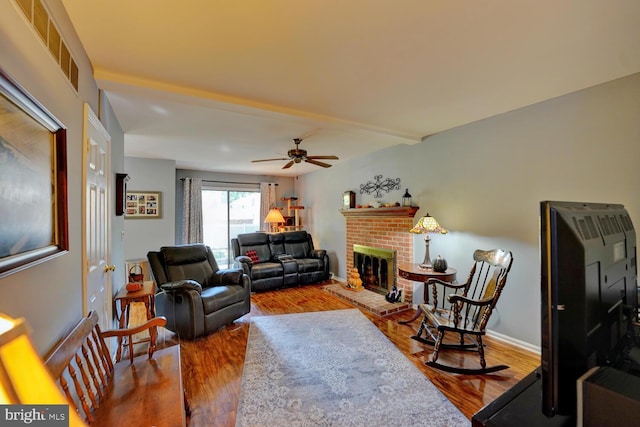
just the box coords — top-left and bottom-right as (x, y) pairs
(1, 1), (639, 425)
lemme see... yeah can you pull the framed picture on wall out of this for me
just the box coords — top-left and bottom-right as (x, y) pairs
(125, 191), (161, 219)
(0, 68), (69, 279)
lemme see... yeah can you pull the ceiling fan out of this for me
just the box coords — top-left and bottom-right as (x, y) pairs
(252, 138), (339, 169)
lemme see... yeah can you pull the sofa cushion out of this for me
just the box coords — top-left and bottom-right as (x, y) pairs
(161, 245), (216, 284)
(236, 233), (272, 263)
(296, 258), (324, 273)
(285, 241), (310, 259)
(283, 231), (312, 259)
(250, 262), (283, 280)
(236, 232), (269, 246)
(268, 233), (286, 257)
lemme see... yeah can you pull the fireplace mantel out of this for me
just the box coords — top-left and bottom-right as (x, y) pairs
(340, 206), (419, 218)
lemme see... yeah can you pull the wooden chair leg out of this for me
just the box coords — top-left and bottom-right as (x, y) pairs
(148, 326), (158, 359)
(415, 315), (427, 339)
(412, 317), (438, 346)
(430, 330), (445, 364)
(128, 334), (134, 364)
(477, 335), (486, 369)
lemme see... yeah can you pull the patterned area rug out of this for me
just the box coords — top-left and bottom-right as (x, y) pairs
(235, 309), (467, 426)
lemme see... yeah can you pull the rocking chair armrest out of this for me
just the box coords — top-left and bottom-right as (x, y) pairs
(427, 278), (466, 289)
(448, 294), (494, 306)
(100, 316), (167, 338)
(427, 279), (466, 303)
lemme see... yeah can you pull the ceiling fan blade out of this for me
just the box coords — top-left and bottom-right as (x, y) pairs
(298, 128), (321, 141)
(305, 159), (332, 168)
(282, 160), (295, 169)
(306, 155), (339, 160)
(252, 157), (289, 163)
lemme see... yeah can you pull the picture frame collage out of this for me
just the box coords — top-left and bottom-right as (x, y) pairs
(125, 191), (161, 218)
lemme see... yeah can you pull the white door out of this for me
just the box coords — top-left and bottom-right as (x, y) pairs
(83, 103), (113, 334)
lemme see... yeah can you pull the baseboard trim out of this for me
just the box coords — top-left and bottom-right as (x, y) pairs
(486, 329), (540, 354)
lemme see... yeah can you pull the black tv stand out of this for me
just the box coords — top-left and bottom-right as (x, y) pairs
(472, 368), (574, 427)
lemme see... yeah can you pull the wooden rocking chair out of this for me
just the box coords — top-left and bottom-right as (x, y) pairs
(413, 248), (513, 374)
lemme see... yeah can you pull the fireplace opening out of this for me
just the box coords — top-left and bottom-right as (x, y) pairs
(353, 244), (396, 295)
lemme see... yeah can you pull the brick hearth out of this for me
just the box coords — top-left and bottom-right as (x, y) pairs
(340, 206), (419, 303)
(324, 284), (410, 317)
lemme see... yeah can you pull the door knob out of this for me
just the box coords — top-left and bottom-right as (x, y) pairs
(104, 264), (116, 272)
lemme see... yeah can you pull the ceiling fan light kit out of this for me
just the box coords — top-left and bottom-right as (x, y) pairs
(252, 138), (339, 169)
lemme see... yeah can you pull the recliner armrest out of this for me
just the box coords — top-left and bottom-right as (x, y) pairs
(235, 255), (252, 265)
(210, 268), (245, 286)
(159, 279), (202, 294)
(309, 249), (327, 259)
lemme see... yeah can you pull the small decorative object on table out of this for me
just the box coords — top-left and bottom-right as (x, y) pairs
(344, 267), (364, 291)
(129, 264), (144, 283)
(385, 285), (402, 303)
(432, 255), (448, 273)
(126, 282), (142, 292)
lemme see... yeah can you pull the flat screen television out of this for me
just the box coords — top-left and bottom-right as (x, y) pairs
(540, 201), (637, 417)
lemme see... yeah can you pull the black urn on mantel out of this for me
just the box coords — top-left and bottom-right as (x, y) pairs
(432, 255), (448, 273)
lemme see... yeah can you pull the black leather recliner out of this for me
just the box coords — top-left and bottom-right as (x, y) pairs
(147, 244), (251, 339)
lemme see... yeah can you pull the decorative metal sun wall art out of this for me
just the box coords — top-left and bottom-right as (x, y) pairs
(359, 175), (401, 198)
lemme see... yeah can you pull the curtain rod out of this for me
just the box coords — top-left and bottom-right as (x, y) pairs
(180, 178), (277, 185)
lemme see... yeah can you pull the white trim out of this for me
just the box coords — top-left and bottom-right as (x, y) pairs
(486, 329), (541, 354)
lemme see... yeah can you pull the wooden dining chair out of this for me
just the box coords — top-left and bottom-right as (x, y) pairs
(413, 248), (514, 374)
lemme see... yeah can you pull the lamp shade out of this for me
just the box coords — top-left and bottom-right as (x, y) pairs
(0, 314), (87, 425)
(264, 208), (285, 224)
(409, 214), (447, 234)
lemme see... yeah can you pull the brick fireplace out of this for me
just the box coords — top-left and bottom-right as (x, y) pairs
(340, 206), (419, 303)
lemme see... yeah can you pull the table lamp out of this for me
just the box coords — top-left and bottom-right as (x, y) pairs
(0, 313), (87, 426)
(264, 208), (285, 232)
(409, 213), (447, 269)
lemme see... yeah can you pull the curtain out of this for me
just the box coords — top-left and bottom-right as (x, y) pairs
(260, 182), (277, 229)
(182, 177), (203, 243)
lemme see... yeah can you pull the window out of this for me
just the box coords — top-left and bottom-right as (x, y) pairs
(202, 185), (260, 268)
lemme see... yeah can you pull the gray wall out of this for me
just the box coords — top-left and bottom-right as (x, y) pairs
(296, 73), (640, 347)
(0, 0), (125, 353)
(123, 157), (177, 262)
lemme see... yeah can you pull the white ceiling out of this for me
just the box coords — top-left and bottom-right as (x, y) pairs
(61, 0), (640, 177)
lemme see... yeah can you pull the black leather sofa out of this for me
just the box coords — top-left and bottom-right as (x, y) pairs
(231, 231), (330, 291)
(147, 244), (251, 339)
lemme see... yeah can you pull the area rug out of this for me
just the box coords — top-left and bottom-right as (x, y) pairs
(235, 309), (467, 426)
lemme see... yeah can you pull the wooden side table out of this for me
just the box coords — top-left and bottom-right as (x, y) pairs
(114, 281), (156, 362)
(397, 263), (457, 324)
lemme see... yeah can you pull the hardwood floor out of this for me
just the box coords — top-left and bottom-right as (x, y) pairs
(157, 281), (540, 426)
